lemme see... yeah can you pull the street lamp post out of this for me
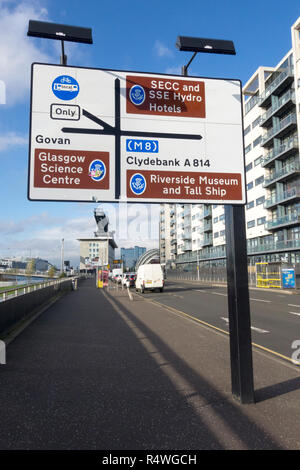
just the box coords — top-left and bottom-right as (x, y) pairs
(176, 36), (254, 404)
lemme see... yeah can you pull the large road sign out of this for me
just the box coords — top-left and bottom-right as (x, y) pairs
(29, 63), (246, 204)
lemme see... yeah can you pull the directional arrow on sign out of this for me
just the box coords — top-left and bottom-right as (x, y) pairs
(61, 78), (202, 199)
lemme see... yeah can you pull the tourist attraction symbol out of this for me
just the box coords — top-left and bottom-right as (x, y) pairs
(28, 63), (246, 204)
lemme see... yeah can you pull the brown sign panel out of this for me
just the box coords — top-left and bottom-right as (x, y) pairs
(126, 170), (243, 201)
(126, 75), (206, 118)
(34, 148), (109, 190)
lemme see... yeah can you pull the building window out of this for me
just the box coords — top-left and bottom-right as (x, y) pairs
(244, 125), (250, 137)
(246, 162), (253, 172)
(256, 196), (265, 205)
(214, 232), (219, 238)
(252, 116), (261, 128)
(247, 181), (253, 190)
(254, 156), (263, 166)
(255, 176), (264, 186)
(247, 220), (255, 228)
(257, 217), (266, 225)
(247, 201), (254, 209)
(253, 136), (262, 148)
(245, 144), (252, 154)
(213, 217), (218, 223)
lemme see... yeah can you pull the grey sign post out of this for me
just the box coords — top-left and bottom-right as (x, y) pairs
(178, 35), (254, 404)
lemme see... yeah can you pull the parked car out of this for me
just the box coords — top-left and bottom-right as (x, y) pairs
(135, 264), (164, 293)
(122, 273), (136, 287)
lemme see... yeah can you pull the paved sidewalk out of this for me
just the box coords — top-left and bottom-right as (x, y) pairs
(0, 277), (299, 449)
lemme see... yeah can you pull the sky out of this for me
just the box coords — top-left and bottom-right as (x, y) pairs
(0, 0), (299, 268)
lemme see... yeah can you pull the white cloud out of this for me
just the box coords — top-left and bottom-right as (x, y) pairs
(0, 205), (160, 266)
(165, 65), (182, 76)
(0, 131), (27, 151)
(0, 1), (53, 106)
(154, 40), (173, 58)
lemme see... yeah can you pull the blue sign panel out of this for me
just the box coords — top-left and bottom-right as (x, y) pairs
(129, 85), (145, 106)
(52, 75), (79, 101)
(126, 139), (159, 153)
(282, 269), (296, 289)
(129, 173), (147, 195)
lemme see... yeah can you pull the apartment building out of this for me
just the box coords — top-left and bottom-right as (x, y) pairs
(159, 16), (300, 267)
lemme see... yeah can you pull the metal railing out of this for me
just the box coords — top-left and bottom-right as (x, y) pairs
(262, 136), (298, 166)
(0, 277), (75, 302)
(260, 67), (294, 102)
(263, 161), (300, 187)
(261, 113), (297, 145)
(260, 90), (295, 125)
(264, 186), (300, 209)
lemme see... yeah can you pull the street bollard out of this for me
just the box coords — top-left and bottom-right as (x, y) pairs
(0, 341), (6, 365)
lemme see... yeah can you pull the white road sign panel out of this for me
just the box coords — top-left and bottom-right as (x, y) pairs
(29, 63), (246, 204)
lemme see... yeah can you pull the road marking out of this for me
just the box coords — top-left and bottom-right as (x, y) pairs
(212, 292), (227, 296)
(251, 326), (270, 334)
(132, 291), (299, 367)
(220, 317), (269, 333)
(250, 298), (271, 303)
(288, 304), (300, 308)
(289, 311), (300, 317)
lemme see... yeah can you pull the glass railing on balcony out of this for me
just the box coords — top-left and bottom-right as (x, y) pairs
(259, 67), (294, 103)
(263, 161), (300, 187)
(247, 238), (300, 254)
(262, 137), (298, 166)
(260, 90), (295, 126)
(265, 211), (300, 230)
(202, 234), (213, 246)
(264, 186), (300, 209)
(182, 242), (192, 251)
(200, 208), (212, 219)
(171, 239), (177, 245)
(261, 113), (297, 146)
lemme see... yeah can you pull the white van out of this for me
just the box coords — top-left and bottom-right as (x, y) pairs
(135, 264), (164, 293)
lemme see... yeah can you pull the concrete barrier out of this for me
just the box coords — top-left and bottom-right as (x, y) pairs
(0, 279), (73, 336)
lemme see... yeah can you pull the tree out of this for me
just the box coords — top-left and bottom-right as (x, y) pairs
(48, 266), (55, 278)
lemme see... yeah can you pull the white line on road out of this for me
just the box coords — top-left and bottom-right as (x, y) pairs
(289, 311), (300, 316)
(288, 304), (300, 308)
(212, 292), (227, 296)
(250, 298), (271, 303)
(220, 317), (269, 333)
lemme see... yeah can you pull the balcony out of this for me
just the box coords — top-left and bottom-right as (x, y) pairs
(262, 137), (298, 167)
(183, 207), (191, 217)
(259, 67), (294, 108)
(200, 207), (212, 219)
(265, 211), (300, 231)
(247, 238), (300, 254)
(261, 113), (297, 148)
(171, 239), (177, 245)
(182, 242), (192, 252)
(259, 90), (295, 128)
(198, 220), (212, 233)
(202, 234), (213, 246)
(182, 231), (192, 240)
(264, 186), (300, 209)
(263, 161), (300, 188)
